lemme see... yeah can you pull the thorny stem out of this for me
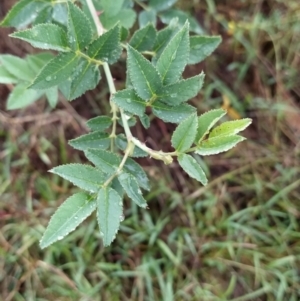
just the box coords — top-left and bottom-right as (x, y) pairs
(85, 0), (175, 164)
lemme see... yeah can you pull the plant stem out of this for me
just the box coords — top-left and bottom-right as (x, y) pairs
(85, 0), (176, 164)
(132, 137), (174, 164)
(85, 0), (104, 35)
(103, 142), (134, 187)
(86, 0), (132, 141)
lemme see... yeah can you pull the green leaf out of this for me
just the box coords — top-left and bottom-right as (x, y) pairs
(100, 8), (136, 29)
(0, 54), (35, 81)
(209, 119), (252, 138)
(6, 83), (43, 110)
(26, 52), (53, 73)
(0, 66), (18, 84)
(152, 102), (196, 123)
(120, 26), (129, 41)
(45, 86), (58, 108)
(195, 135), (246, 156)
(32, 6), (53, 25)
(189, 36), (221, 65)
(86, 116), (112, 132)
(118, 172), (147, 208)
(156, 21), (189, 85)
(118, 114), (137, 128)
(153, 24), (179, 59)
(112, 89), (147, 117)
(149, 0), (178, 12)
(129, 23), (157, 51)
(50, 163), (105, 193)
(138, 10), (156, 28)
(171, 113), (198, 152)
(127, 45), (162, 100)
(159, 9), (204, 35)
(101, 0), (124, 16)
(0, 0), (49, 28)
(67, 2), (92, 51)
(116, 134), (148, 157)
(40, 192), (96, 249)
(157, 73), (204, 106)
(178, 154), (207, 185)
(85, 149), (121, 174)
(52, 3), (68, 26)
(140, 114), (150, 129)
(68, 131), (110, 151)
(62, 58), (101, 100)
(124, 158), (150, 191)
(195, 109), (226, 143)
(112, 178), (124, 198)
(30, 52), (79, 90)
(87, 25), (121, 64)
(97, 187), (123, 246)
(10, 24), (70, 52)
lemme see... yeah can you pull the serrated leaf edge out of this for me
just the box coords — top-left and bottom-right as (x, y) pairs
(40, 193), (95, 249)
(10, 23), (71, 52)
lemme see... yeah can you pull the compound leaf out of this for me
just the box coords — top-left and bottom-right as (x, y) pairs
(86, 116), (112, 132)
(50, 163), (105, 193)
(178, 154), (207, 185)
(152, 102), (196, 123)
(40, 192), (96, 249)
(209, 119), (252, 138)
(189, 36), (221, 65)
(62, 58), (101, 100)
(124, 158), (150, 191)
(127, 45), (162, 100)
(10, 24), (70, 52)
(100, 8), (136, 30)
(196, 135), (246, 156)
(129, 23), (157, 51)
(67, 2), (92, 51)
(33, 5), (53, 25)
(138, 10), (156, 28)
(156, 21), (189, 85)
(118, 172), (147, 208)
(6, 83), (43, 110)
(69, 131), (110, 151)
(85, 149), (121, 174)
(157, 73), (204, 106)
(195, 109), (226, 143)
(87, 25), (121, 64)
(112, 88), (147, 117)
(0, 66), (18, 84)
(160, 9), (204, 35)
(171, 113), (198, 152)
(97, 187), (123, 246)
(0, 0), (49, 28)
(26, 52), (53, 73)
(0, 54), (35, 81)
(149, 0), (178, 12)
(153, 25), (179, 59)
(140, 114), (150, 129)
(30, 52), (79, 90)
(45, 86), (58, 108)
(52, 3), (68, 26)
(112, 178), (124, 198)
(101, 0), (124, 17)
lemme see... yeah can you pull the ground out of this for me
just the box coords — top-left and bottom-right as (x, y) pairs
(0, 0), (300, 300)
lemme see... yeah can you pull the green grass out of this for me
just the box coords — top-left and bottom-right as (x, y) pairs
(1, 0), (300, 300)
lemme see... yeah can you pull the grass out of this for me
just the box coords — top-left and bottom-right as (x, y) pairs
(1, 0), (300, 300)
